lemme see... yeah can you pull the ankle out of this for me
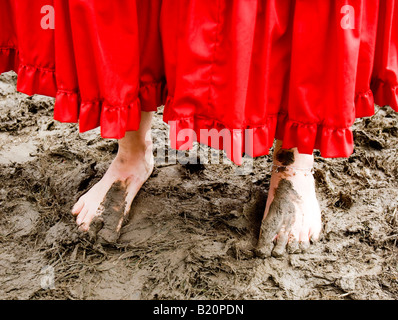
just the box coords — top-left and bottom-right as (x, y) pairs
(118, 143), (151, 161)
(273, 141), (314, 169)
(271, 163), (315, 177)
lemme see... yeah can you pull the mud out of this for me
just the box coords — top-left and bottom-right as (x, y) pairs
(276, 150), (295, 166)
(0, 71), (397, 300)
(93, 181), (128, 244)
(256, 179), (300, 258)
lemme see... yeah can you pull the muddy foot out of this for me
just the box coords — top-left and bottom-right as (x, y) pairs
(72, 146), (154, 244)
(255, 146), (322, 258)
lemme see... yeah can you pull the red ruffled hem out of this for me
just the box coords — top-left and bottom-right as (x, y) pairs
(371, 79), (398, 112)
(16, 63), (57, 97)
(355, 81), (398, 117)
(0, 47), (19, 74)
(54, 90), (141, 139)
(163, 96), (264, 165)
(139, 80), (167, 112)
(275, 115), (354, 159)
(355, 89), (375, 118)
(54, 90), (79, 123)
(164, 83), (398, 165)
(54, 81), (166, 139)
(164, 114), (353, 166)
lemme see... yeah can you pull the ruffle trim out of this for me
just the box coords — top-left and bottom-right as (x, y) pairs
(164, 96), (355, 165)
(355, 89), (375, 118)
(138, 80), (167, 112)
(54, 90), (141, 139)
(53, 81), (166, 139)
(0, 47), (19, 74)
(371, 79), (398, 112)
(275, 115), (354, 159)
(355, 81), (398, 117)
(164, 79), (398, 165)
(16, 63), (57, 97)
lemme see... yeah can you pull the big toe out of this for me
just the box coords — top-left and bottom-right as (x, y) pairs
(272, 231), (289, 257)
(309, 224), (322, 243)
(255, 242), (273, 258)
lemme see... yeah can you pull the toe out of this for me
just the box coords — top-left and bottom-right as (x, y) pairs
(309, 224), (322, 243)
(256, 214), (283, 258)
(88, 215), (104, 239)
(255, 241), (274, 258)
(72, 198), (85, 216)
(287, 237), (300, 254)
(79, 208), (97, 232)
(76, 207), (88, 229)
(310, 233), (320, 244)
(255, 228), (276, 258)
(79, 219), (90, 232)
(272, 231), (288, 257)
(299, 241), (310, 252)
(297, 228), (311, 252)
(299, 228), (311, 242)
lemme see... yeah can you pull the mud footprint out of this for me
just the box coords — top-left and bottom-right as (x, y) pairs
(89, 181), (129, 244)
(256, 179), (302, 258)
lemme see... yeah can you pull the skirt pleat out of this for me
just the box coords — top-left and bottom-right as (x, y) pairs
(14, 0), (57, 97)
(0, 0), (18, 74)
(371, 0), (398, 111)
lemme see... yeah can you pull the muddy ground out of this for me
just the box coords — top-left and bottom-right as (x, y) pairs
(0, 71), (397, 300)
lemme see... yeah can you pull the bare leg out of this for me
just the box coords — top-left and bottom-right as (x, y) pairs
(72, 111), (154, 243)
(256, 140), (322, 257)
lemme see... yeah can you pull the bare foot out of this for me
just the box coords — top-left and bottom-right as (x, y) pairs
(71, 112), (154, 243)
(256, 141), (322, 258)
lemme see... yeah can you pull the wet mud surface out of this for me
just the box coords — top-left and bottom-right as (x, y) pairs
(0, 71), (397, 300)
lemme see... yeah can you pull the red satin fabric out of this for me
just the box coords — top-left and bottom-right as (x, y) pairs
(0, 0), (166, 139)
(0, 0), (397, 165)
(161, 0), (398, 164)
(0, 0), (18, 74)
(15, 0), (56, 97)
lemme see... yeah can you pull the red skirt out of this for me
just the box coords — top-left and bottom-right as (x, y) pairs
(1, 0), (397, 165)
(0, 0), (166, 138)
